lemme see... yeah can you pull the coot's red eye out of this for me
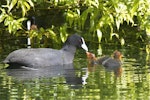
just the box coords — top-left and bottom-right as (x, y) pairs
(80, 38), (83, 44)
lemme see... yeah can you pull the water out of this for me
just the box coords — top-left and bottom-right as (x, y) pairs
(0, 38), (150, 100)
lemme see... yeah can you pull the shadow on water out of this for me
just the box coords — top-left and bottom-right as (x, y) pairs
(5, 64), (82, 87)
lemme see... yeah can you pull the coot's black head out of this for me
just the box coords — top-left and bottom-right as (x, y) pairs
(63, 34), (88, 51)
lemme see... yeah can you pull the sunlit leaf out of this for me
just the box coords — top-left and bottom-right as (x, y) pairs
(0, 14), (6, 23)
(90, 19), (95, 32)
(97, 44), (102, 56)
(8, 0), (17, 12)
(29, 30), (38, 38)
(8, 22), (12, 33)
(66, 10), (75, 26)
(131, 0), (139, 17)
(97, 29), (102, 43)
(0, 9), (7, 23)
(4, 16), (12, 26)
(76, 9), (80, 15)
(120, 38), (125, 46)
(146, 44), (150, 55)
(80, 7), (93, 29)
(27, 0), (34, 7)
(111, 33), (119, 39)
(46, 29), (57, 42)
(21, 4), (26, 16)
(60, 26), (68, 42)
(90, 1), (99, 8)
(37, 33), (42, 40)
(116, 19), (121, 30)
(23, 2), (30, 11)
(17, 17), (27, 22)
(12, 23), (17, 30)
(146, 27), (150, 36)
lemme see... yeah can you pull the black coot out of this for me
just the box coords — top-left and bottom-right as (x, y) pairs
(3, 34), (88, 68)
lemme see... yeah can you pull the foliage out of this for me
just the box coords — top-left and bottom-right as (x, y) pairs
(0, 0), (150, 44)
(0, 0), (33, 33)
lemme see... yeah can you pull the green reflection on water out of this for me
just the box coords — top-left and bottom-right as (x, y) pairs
(1, 40), (150, 100)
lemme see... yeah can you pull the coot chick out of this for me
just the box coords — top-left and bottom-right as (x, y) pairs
(86, 50), (123, 76)
(96, 50), (122, 69)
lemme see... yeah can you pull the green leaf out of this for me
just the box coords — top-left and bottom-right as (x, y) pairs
(4, 16), (12, 26)
(21, 4), (26, 16)
(0, 14), (6, 23)
(146, 26), (150, 36)
(131, 0), (139, 17)
(111, 33), (119, 39)
(60, 26), (68, 42)
(17, 17), (27, 22)
(0, 9), (7, 23)
(97, 29), (102, 43)
(27, 0), (34, 7)
(8, 0), (17, 12)
(8, 22), (12, 33)
(66, 10), (74, 26)
(23, 2), (30, 11)
(116, 19), (121, 30)
(90, 1), (99, 8)
(80, 7), (93, 29)
(120, 38), (125, 46)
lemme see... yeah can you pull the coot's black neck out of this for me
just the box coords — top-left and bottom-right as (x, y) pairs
(61, 45), (77, 63)
(61, 45), (77, 54)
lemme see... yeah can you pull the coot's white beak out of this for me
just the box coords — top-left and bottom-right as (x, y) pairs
(81, 37), (88, 51)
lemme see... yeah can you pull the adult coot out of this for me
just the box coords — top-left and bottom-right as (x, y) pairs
(3, 34), (88, 68)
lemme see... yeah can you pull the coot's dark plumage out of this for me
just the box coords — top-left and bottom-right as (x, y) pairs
(3, 34), (88, 68)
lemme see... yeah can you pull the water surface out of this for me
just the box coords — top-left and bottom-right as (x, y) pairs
(0, 39), (150, 100)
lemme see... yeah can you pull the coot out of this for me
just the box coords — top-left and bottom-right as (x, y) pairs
(3, 34), (88, 68)
(86, 50), (122, 68)
(86, 51), (123, 76)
